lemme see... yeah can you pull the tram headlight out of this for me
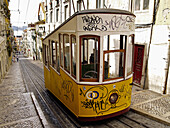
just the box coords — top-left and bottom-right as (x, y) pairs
(109, 93), (118, 104)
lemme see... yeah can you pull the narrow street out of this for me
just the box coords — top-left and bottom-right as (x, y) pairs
(19, 55), (170, 128)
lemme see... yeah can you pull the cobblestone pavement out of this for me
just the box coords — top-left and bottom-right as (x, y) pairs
(0, 61), (48, 128)
(132, 87), (170, 126)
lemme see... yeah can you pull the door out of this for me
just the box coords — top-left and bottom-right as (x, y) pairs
(133, 44), (144, 85)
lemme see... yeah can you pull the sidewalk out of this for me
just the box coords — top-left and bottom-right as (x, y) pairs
(0, 62), (49, 128)
(131, 86), (170, 126)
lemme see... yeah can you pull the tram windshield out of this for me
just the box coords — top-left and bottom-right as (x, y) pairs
(103, 35), (126, 81)
(80, 36), (100, 82)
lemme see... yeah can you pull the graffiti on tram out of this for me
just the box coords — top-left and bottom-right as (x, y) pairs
(81, 14), (135, 32)
(80, 84), (132, 115)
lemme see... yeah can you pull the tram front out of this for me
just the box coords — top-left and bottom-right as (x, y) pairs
(77, 9), (135, 121)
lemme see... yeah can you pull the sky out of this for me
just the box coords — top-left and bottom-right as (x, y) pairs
(9, 0), (44, 35)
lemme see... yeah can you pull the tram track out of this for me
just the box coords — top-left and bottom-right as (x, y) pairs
(21, 60), (82, 127)
(20, 59), (168, 128)
(20, 59), (80, 128)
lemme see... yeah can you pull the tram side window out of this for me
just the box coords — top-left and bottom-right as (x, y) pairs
(59, 34), (64, 67)
(80, 36), (100, 82)
(51, 41), (57, 69)
(56, 41), (60, 73)
(48, 40), (51, 67)
(43, 44), (47, 65)
(127, 35), (134, 76)
(47, 46), (49, 68)
(63, 34), (70, 73)
(103, 35), (126, 81)
(71, 35), (76, 78)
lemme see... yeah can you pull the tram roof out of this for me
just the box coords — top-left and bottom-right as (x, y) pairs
(43, 9), (135, 41)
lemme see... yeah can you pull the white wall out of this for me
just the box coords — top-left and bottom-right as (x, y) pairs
(148, 25), (170, 94)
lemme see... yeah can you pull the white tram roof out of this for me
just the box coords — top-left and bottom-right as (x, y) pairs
(43, 9), (135, 43)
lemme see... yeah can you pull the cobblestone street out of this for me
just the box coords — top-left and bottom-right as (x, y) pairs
(0, 60), (48, 128)
(0, 57), (170, 127)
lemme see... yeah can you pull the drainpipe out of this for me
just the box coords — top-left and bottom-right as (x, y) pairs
(163, 40), (170, 94)
(143, 0), (159, 89)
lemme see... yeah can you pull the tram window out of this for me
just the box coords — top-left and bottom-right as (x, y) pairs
(71, 35), (76, 78)
(127, 35), (134, 76)
(80, 36), (100, 82)
(48, 40), (51, 68)
(47, 46), (49, 68)
(59, 34), (64, 67)
(51, 41), (57, 69)
(56, 41), (60, 72)
(103, 35), (126, 81)
(63, 34), (70, 73)
(103, 35), (126, 51)
(104, 51), (124, 80)
(43, 44), (48, 65)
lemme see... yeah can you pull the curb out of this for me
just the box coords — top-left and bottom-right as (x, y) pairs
(130, 108), (170, 126)
(30, 92), (50, 128)
(131, 94), (170, 126)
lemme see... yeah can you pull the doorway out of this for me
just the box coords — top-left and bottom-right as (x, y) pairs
(133, 44), (145, 85)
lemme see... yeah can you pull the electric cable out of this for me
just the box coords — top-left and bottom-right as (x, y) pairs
(25, 0), (30, 21)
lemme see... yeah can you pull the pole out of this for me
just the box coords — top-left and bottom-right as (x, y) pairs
(163, 40), (170, 94)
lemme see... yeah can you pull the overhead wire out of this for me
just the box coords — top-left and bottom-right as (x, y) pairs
(25, 0), (31, 22)
(17, 0), (20, 35)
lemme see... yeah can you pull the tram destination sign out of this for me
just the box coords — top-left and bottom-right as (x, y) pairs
(77, 14), (135, 32)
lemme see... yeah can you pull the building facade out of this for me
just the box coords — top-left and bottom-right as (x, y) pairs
(0, 0), (12, 82)
(133, 0), (170, 94)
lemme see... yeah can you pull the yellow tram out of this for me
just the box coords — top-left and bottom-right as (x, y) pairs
(42, 9), (135, 121)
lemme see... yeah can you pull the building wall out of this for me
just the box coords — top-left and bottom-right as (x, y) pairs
(147, 0), (170, 94)
(0, 0), (11, 82)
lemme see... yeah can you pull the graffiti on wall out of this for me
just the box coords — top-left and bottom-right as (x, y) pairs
(81, 14), (135, 32)
(163, 8), (170, 22)
(80, 84), (132, 115)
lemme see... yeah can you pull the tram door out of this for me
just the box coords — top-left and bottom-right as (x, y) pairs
(133, 44), (144, 85)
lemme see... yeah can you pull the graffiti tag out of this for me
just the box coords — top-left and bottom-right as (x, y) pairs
(81, 14), (134, 31)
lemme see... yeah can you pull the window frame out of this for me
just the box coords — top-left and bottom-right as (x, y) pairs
(79, 35), (100, 82)
(103, 35), (127, 82)
(64, 5), (68, 20)
(51, 40), (57, 69)
(56, 41), (60, 73)
(127, 34), (134, 76)
(103, 50), (125, 82)
(63, 34), (70, 73)
(59, 33), (64, 67)
(135, 0), (149, 12)
(71, 34), (77, 79)
(48, 40), (51, 68)
(56, 9), (59, 22)
(50, 11), (53, 23)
